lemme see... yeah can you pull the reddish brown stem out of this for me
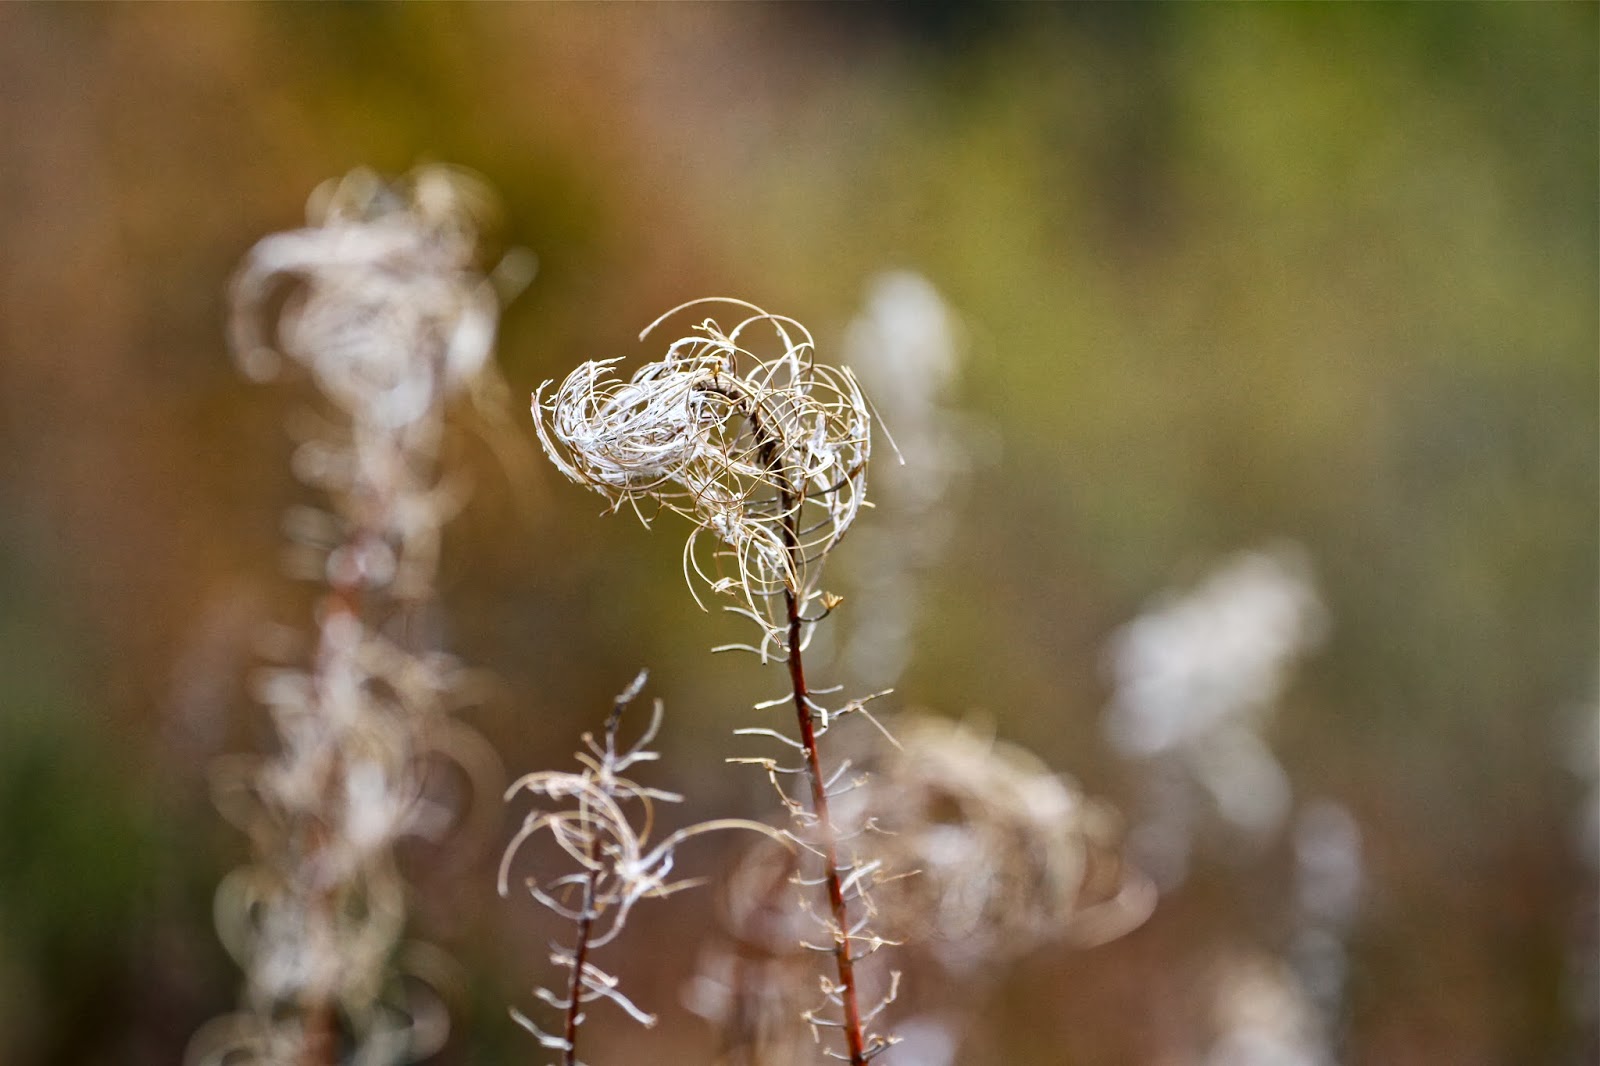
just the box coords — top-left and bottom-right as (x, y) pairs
(298, 529), (376, 1066)
(740, 396), (871, 1064)
(782, 584), (869, 1065)
(300, 1000), (336, 1066)
(562, 686), (635, 1066)
(562, 849), (602, 1066)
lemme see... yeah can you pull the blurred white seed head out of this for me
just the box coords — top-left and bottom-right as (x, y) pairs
(834, 271), (982, 691)
(1105, 545), (1326, 759)
(1287, 799), (1363, 1042)
(230, 165), (503, 429)
(1292, 800), (1362, 930)
(838, 715), (1154, 977)
(1205, 953), (1333, 1066)
(1104, 544), (1326, 885)
(842, 272), (959, 436)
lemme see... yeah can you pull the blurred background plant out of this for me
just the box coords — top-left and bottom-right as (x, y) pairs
(0, 4), (1593, 1065)
(1102, 545), (1362, 1066)
(1104, 544), (1327, 891)
(191, 164), (517, 1065)
(829, 270), (985, 697)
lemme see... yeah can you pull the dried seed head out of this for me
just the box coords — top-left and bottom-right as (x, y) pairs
(533, 299), (871, 636)
(840, 715), (1154, 976)
(229, 164), (502, 429)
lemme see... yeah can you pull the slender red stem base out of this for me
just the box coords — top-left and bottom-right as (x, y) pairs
(562, 857), (601, 1066)
(782, 586), (869, 1066)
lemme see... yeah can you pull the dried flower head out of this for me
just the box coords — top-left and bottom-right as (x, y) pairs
(692, 715), (1151, 1065)
(533, 299), (871, 641)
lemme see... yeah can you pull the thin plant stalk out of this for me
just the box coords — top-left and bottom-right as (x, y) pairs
(298, 517), (374, 1066)
(770, 459), (868, 1064)
(782, 588), (867, 1064)
(501, 670), (784, 1062)
(561, 688), (632, 1066)
(561, 848), (601, 1066)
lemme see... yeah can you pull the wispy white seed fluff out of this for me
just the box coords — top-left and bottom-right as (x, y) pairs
(533, 299), (870, 644)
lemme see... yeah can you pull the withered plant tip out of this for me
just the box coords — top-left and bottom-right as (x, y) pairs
(500, 669), (781, 1065)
